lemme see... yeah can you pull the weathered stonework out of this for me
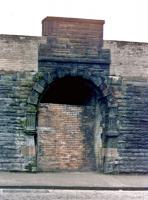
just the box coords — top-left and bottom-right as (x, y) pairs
(104, 41), (148, 173)
(0, 17), (147, 173)
(0, 35), (46, 72)
(42, 17), (104, 58)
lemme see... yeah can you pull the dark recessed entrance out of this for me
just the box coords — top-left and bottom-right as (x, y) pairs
(37, 76), (103, 171)
(40, 76), (97, 105)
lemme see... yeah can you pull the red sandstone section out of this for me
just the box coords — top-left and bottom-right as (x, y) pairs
(41, 16), (105, 58)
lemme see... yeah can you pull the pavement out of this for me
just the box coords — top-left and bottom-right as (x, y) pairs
(0, 172), (147, 189)
(1, 189), (148, 200)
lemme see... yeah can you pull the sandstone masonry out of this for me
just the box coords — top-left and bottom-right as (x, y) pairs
(0, 17), (148, 173)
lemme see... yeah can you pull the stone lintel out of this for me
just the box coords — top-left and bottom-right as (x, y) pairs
(39, 49), (111, 64)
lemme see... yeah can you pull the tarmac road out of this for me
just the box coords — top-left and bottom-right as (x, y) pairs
(0, 189), (148, 200)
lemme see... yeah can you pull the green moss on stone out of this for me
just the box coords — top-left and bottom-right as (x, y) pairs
(33, 72), (44, 81)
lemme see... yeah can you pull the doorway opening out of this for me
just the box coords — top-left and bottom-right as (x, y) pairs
(37, 76), (105, 171)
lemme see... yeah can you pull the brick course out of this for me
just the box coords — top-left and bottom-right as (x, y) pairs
(37, 103), (96, 171)
(0, 35), (46, 72)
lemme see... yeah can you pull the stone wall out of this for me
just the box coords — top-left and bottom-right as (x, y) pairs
(104, 40), (148, 173)
(104, 40), (148, 79)
(0, 30), (148, 173)
(0, 35), (46, 72)
(0, 71), (36, 170)
(41, 17), (104, 58)
(0, 34), (47, 171)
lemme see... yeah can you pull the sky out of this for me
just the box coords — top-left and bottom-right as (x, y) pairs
(0, 0), (147, 42)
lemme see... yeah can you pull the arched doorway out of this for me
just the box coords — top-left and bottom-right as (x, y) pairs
(37, 76), (106, 171)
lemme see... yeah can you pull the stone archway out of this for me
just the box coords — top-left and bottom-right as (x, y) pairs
(26, 71), (110, 133)
(37, 76), (106, 171)
(26, 71), (118, 172)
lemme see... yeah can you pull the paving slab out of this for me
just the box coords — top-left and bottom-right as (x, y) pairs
(0, 172), (147, 189)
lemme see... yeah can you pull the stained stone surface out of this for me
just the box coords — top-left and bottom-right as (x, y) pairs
(0, 17), (148, 173)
